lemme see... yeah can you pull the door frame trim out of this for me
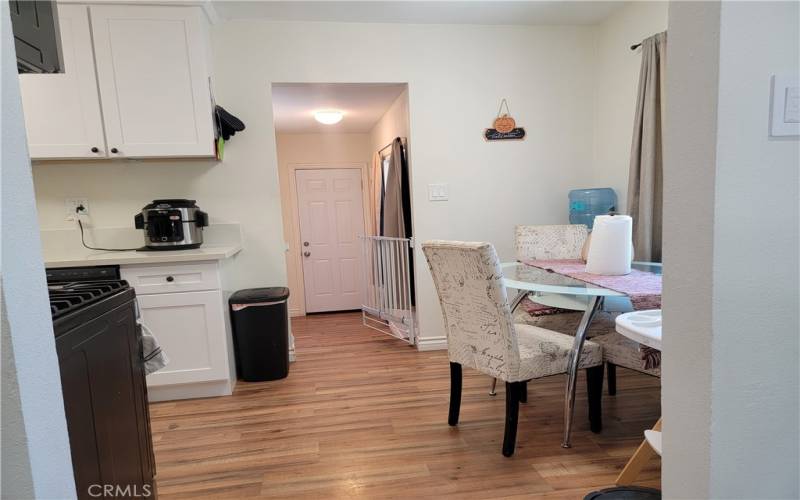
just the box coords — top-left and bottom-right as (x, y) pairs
(284, 163), (369, 316)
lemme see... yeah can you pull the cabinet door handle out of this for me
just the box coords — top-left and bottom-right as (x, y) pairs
(165, 276), (174, 282)
(110, 147), (119, 154)
(91, 147), (99, 153)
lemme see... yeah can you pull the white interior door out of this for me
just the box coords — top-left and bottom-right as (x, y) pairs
(296, 169), (365, 313)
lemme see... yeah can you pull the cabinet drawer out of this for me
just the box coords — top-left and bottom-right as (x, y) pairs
(121, 261), (219, 294)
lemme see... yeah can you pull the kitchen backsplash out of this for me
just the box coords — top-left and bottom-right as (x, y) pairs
(40, 223), (242, 258)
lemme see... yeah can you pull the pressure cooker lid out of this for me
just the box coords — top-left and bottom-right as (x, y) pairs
(143, 199), (198, 209)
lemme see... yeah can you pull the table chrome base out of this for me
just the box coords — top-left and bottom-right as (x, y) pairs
(561, 295), (603, 448)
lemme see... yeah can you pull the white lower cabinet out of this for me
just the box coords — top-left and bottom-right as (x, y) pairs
(121, 261), (235, 401)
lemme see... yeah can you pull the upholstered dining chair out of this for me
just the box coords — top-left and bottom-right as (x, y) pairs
(421, 240), (604, 457)
(514, 224), (589, 261)
(514, 224), (661, 393)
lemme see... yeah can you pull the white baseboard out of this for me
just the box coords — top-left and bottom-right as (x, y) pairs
(147, 379), (234, 402)
(416, 336), (447, 351)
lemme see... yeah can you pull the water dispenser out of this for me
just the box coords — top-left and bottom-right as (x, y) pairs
(568, 188), (617, 229)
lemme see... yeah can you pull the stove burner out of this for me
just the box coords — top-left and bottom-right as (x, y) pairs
(48, 280), (129, 320)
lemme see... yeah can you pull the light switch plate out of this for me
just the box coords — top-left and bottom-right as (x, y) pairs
(770, 74), (799, 137)
(428, 183), (449, 201)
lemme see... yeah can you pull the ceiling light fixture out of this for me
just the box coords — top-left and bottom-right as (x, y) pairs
(314, 110), (343, 125)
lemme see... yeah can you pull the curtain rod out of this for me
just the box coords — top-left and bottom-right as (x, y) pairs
(630, 42), (642, 51)
(378, 137), (407, 155)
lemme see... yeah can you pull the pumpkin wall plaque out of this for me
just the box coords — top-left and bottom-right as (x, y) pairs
(485, 99), (526, 141)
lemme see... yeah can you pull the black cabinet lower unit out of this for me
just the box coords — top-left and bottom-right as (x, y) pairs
(52, 280), (156, 499)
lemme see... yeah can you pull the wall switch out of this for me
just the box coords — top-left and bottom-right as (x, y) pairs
(770, 74), (800, 136)
(428, 183), (449, 201)
(65, 198), (90, 221)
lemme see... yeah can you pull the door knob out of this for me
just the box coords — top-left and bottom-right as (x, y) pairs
(110, 147), (119, 154)
(303, 251), (311, 257)
(91, 147), (99, 153)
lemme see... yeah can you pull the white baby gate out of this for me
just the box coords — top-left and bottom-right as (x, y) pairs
(360, 236), (416, 345)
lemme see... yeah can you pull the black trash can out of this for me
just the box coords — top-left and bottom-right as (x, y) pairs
(584, 486), (661, 500)
(229, 287), (290, 382)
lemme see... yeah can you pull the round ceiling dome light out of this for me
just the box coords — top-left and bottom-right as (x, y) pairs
(314, 110), (344, 125)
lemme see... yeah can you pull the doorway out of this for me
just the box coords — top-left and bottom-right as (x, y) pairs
(271, 82), (411, 318)
(295, 168), (365, 313)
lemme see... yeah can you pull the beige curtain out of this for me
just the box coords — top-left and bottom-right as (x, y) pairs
(382, 139), (407, 238)
(627, 31), (666, 262)
(367, 152), (382, 236)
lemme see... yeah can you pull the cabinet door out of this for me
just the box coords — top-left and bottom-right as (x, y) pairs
(89, 5), (215, 158)
(137, 290), (229, 386)
(19, 4), (107, 159)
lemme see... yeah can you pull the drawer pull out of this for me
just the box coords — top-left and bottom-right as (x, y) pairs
(165, 276), (175, 282)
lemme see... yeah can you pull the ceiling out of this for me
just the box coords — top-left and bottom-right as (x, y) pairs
(214, 1), (627, 26)
(271, 83), (407, 133)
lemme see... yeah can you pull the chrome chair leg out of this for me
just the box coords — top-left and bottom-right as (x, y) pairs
(489, 377), (498, 396)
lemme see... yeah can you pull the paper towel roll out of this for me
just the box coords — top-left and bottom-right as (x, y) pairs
(585, 215), (633, 276)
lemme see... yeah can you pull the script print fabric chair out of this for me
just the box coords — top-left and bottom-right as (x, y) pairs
(514, 224), (589, 261)
(421, 240), (604, 457)
(514, 224), (660, 393)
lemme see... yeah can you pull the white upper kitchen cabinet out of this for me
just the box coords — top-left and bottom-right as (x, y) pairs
(90, 5), (215, 158)
(19, 4), (107, 159)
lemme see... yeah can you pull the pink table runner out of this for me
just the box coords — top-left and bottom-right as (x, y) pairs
(520, 259), (662, 369)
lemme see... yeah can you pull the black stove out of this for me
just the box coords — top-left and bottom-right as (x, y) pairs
(46, 266), (136, 336)
(48, 281), (129, 319)
(47, 266), (155, 496)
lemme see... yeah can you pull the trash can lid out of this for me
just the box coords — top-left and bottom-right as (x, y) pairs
(584, 486), (661, 500)
(230, 287), (290, 304)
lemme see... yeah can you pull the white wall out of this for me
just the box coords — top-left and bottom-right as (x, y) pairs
(1, 2), (77, 497)
(592, 1), (668, 211)
(32, 21), (598, 344)
(710, 1), (799, 496)
(663, 1), (800, 497)
(212, 21), (597, 346)
(369, 88), (410, 155)
(275, 133), (371, 315)
(29, 11), (674, 346)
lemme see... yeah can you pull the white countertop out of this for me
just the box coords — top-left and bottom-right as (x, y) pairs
(44, 244), (243, 268)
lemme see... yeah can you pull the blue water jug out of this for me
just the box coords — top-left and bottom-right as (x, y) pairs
(569, 188), (617, 229)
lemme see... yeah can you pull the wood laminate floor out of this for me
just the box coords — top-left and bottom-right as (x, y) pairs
(150, 312), (661, 499)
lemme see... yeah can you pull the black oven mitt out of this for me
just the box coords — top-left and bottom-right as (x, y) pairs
(215, 105), (245, 141)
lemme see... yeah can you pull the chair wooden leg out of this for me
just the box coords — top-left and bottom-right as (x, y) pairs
(586, 365), (604, 433)
(502, 381), (522, 457)
(607, 362), (617, 396)
(520, 381), (528, 403)
(616, 418), (662, 485)
(448, 362), (462, 426)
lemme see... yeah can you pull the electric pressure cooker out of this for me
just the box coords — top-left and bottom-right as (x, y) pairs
(134, 199), (208, 250)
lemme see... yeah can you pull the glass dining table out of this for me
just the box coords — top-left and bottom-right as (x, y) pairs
(500, 261), (663, 448)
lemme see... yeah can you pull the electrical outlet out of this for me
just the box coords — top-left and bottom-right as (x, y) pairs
(65, 198), (90, 221)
